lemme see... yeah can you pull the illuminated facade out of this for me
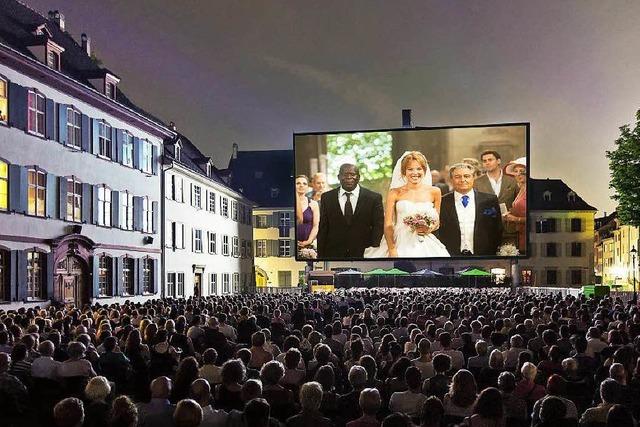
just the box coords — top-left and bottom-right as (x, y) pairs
(595, 212), (639, 290)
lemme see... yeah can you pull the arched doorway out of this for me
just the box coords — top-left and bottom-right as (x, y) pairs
(55, 255), (87, 307)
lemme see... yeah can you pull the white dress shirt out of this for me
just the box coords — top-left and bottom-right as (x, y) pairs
(338, 185), (360, 215)
(31, 356), (61, 379)
(487, 171), (503, 196)
(454, 191), (475, 253)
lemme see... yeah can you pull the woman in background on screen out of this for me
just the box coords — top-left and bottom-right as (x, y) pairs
(295, 175), (319, 258)
(502, 158), (527, 252)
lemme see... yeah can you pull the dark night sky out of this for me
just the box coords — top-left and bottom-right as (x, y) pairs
(24, 0), (640, 214)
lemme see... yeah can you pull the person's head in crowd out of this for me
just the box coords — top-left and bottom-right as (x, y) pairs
(244, 398), (271, 427)
(109, 395), (137, 427)
(103, 336), (118, 353)
(150, 376), (172, 399)
(600, 378), (618, 404)
(480, 150), (502, 174)
(432, 353), (452, 375)
(284, 348), (301, 370)
(190, 378), (211, 408)
(562, 357), (579, 377)
(67, 341), (86, 360)
(260, 360), (285, 386)
(521, 362), (537, 382)
(241, 379), (263, 402)
(382, 412), (413, 427)
(474, 340), (488, 357)
(236, 348), (252, 367)
(338, 163), (360, 192)
(314, 364), (335, 392)
(360, 355), (378, 383)
(497, 371), (516, 394)
(85, 376), (111, 403)
(607, 404), (635, 427)
(0, 352), (10, 373)
(359, 387), (381, 417)
(314, 343), (332, 365)
(11, 342), (27, 362)
(510, 334), (524, 349)
(311, 172), (327, 194)
(450, 369), (477, 408)
(202, 348), (218, 366)
(546, 374), (566, 396)
(539, 396), (567, 424)
(610, 362), (627, 384)
(390, 357), (412, 380)
(472, 387), (503, 421)
(420, 396), (444, 427)
(54, 397), (85, 427)
(417, 337), (431, 356)
(405, 366), (422, 392)
(173, 399), (202, 427)
(251, 331), (266, 348)
(489, 349), (504, 370)
(300, 381), (323, 412)
(38, 339), (55, 357)
(349, 365), (368, 390)
(295, 175), (309, 196)
(449, 163), (476, 194)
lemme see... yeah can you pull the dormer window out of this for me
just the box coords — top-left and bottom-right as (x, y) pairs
(47, 50), (59, 69)
(567, 191), (576, 202)
(104, 73), (119, 100)
(105, 82), (115, 99)
(175, 143), (181, 162)
(206, 160), (213, 177)
(271, 187), (280, 198)
(543, 190), (552, 202)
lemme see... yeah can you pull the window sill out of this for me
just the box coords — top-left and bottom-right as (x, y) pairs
(24, 298), (48, 303)
(97, 154), (113, 161)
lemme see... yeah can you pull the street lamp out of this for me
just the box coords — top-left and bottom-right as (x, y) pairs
(631, 246), (637, 304)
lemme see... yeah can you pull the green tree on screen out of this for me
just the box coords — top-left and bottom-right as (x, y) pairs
(607, 110), (640, 227)
(327, 132), (393, 183)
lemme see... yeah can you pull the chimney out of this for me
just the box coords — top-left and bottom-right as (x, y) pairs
(50, 10), (65, 31)
(402, 109), (412, 128)
(81, 33), (90, 56)
(232, 143), (239, 159)
(168, 121), (177, 131)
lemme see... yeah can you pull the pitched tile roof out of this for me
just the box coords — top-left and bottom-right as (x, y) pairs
(164, 132), (229, 188)
(529, 178), (597, 211)
(226, 149), (294, 208)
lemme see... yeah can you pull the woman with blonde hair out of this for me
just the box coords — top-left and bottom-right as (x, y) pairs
(443, 369), (477, 420)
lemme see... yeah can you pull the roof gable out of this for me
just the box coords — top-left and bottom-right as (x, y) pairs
(529, 178), (597, 211)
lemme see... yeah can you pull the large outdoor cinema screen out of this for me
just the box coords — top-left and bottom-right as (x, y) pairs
(294, 123), (529, 262)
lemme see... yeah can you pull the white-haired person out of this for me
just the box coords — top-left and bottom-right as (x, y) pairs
(514, 362), (545, 412)
(286, 381), (333, 427)
(347, 388), (382, 427)
(306, 172), (327, 203)
(83, 376), (111, 427)
(31, 340), (61, 380)
(338, 365), (369, 426)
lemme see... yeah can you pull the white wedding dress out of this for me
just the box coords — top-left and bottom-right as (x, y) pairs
(364, 199), (450, 258)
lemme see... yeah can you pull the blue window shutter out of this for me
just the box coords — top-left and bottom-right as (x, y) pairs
(133, 196), (142, 231)
(58, 176), (67, 219)
(110, 127), (117, 160)
(134, 258), (141, 295)
(8, 82), (28, 130)
(152, 145), (158, 175)
(17, 251), (27, 302)
(111, 191), (120, 228)
(152, 201), (158, 234)
(92, 255), (99, 299)
(115, 129), (124, 163)
(113, 257), (122, 296)
(9, 164), (27, 214)
(92, 119), (100, 154)
(57, 104), (68, 145)
(45, 99), (55, 140)
(46, 173), (57, 218)
(9, 250), (18, 301)
(92, 185), (99, 225)
(81, 114), (90, 151)
(152, 258), (159, 294)
(133, 137), (140, 169)
(81, 183), (91, 223)
(45, 252), (54, 300)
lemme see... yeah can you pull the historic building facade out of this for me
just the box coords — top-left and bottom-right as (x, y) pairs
(0, 4), (173, 309)
(594, 212), (639, 290)
(163, 134), (254, 297)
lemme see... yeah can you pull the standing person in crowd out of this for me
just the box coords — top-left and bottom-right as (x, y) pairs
(307, 172), (328, 203)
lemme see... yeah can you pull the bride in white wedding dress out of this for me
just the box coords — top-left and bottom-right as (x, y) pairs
(364, 151), (450, 258)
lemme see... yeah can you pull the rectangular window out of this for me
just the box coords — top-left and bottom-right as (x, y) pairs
(279, 239), (291, 257)
(142, 197), (152, 233)
(209, 273), (217, 295)
(142, 258), (152, 293)
(223, 273), (230, 293)
(142, 140), (153, 173)
(192, 185), (201, 208)
(122, 258), (134, 295)
(278, 271), (292, 287)
(232, 236), (239, 257)
(98, 122), (112, 158)
(177, 272), (185, 297)
(546, 243), (557, 257)
(27, 251), (44, 300)
(279, 225), (290, 238)
(47, 50), (59, 69)
(570, 269), (582, 285)
(120, 192), (134, 230)
(232, 201), (238, 221)
(98, 256), (112, 296)
(571, 218), (582, 232)
(66, 177), (82, 222)
(174, 222), (185, 249)
(28, 91), (45, 135)
(97, 186), (111, 226)
(241, 240), (246, 258)
(194, 229), (203, 253)
(223, 235), (229, 256)
(167, 272), (176, 297)
(546, 269), (558, 286)
(208, 191), (216, 212)
(0, 250), (7, 301)
(0, 78), (7, 123)
(233, 272), (239, 293)
(208, 232), (217, 254)
(66, 108), (81, 148)
(571, 242), (582, 257)
(106, 82), (115, 99)
(222, 197), (229, 217)
(256, 215), (268, 228)
(122, 133), (134, 167)
(279, 212), (292, 227)
(257, 240), (267, 257)
(0, 161), (7, 211)
(28, 169), (46, 217)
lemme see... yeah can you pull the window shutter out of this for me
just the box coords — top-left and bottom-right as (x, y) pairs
(134, 258), (141, 295)
(564, 218), (570, 232)
(45, 252), (54, 300)
(152, 145), (158, 175)
(115, 129), (124, 163)
(111, 191), (120, 228)
(541, 243), (546, 257)
(581, 218), (586, 232)
(81, 114), (90, 151)
(114, 257), (123, 296)
(17, 250), (27, 302)
(152, 201), (158, 234)
(137, 140), (145, 171)
(92, 119), (100, 154)
(152, 258), (159, 294)
(58, 176), (67, 219)
(556, 244), (562, 257)
(81, 183), (91, 223)
(566, 243), (571, 257)
(9, 250), (18, 301)
(45, 99), (55, 140)
(133, 137), (140, 169)
(191, 228), (195, 252)
(190, 183), (193, 206)
(8, 82), (28, 130)
(273, 212), (280, 227)
(92, 255), (100, 299)
(180, 224), (185, 249)
(45, 172), (57, 218)
(58, 104), (68, 145)
(110, 127), (117, 160)
(133, 196), (143, 231)
(92, 185), (99, 225)
(581, 269), (586, 285)
(9, 164), (27, 214)
(110, 257), (119, 296)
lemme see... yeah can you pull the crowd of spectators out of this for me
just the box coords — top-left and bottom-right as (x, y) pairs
(1, 288), (640, 427)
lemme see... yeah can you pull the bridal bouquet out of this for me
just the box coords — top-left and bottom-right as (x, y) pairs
(497, 243), (520, 256)
(298, 245), (317, 260)
(403, 212), (438, 242)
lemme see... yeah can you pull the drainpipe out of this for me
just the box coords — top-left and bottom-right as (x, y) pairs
(161, 161), (174, 299)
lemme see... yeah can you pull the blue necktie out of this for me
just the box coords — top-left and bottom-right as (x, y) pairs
(462, 195), (469, 208)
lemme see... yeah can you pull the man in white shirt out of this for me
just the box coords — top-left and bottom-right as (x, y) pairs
(474, 150), (518, 210)
(31, 340), (61, 380)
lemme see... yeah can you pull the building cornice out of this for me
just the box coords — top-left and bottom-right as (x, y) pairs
(168, 161), (254, 204)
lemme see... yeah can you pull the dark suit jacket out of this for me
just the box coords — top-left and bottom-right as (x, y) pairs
(474, 173), (519, 209)
(317, 186), (384, 259)
(437, 190), (503, 256)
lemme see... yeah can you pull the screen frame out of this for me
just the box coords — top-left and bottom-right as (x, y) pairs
(293, 121), (530, 262)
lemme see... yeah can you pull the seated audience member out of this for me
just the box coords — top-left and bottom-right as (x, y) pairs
(53, 397), (85, 427)
(84, 376), (112, 427)
(286, 381), (333, 427)
(173, 398), (203, 427)
(9, 343), (32, 384)
(514, 362), (545, 412)
(538, 396), (567, 427)
(98, 336), (131, 386)
(464, 387), (504, 427)
(261, 360), (295, 422)
(433, 332), (464, 371)
(315, 364), (339, 418)
(478, 349), (504, 389)
(419, 396), (445, 427)
(381, 412), (413, 427)
(109, 395), (138, 427)
(467, 340), (489, 372)
(443, 369), (477, 420)
(531, 374), (578, 425)
(347, 388), (382, 427)
(225, 379), (264, 427)
(31, 340), (61, 380)
(281, 348), (306, 389)
(497, 371), (527, 423)
(171, 356), (200, 403)
(338, 365), (369, 426)
(249, 331), (274, 369)
(412, 338), (435, 380)
(137, 376), (175, 427)
(579, 378), (618, 426)
(199, 348), (222, 385)
(606, 404), (634, 427)
(389, 366), (427, 419)
(58, 341), (96, 378)
(216, 358), (246, 412)
(190, 378), (227, 427)
(423, 353), (452, 400)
